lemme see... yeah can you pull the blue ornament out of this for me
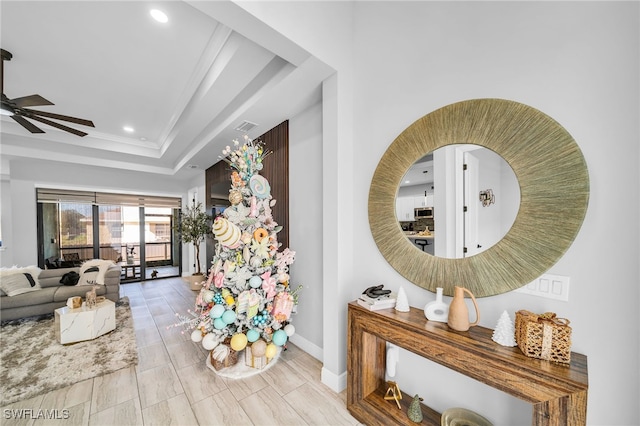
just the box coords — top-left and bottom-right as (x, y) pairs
(272, 329), (288, 346)
(246, 329), (260, 342)
(213, 293), (224, 304)
(213, 318), (226, 330)
(222, 309), (237, 325)
(210, 304), (225, 319)
(249, 276), (262, 288)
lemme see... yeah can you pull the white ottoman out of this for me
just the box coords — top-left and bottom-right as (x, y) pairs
(55, 299), (116, 344)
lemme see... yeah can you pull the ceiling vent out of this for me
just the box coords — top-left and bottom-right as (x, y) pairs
(234, 120), (257, 133)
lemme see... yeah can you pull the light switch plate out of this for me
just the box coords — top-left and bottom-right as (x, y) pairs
(515, 274), (570, 301)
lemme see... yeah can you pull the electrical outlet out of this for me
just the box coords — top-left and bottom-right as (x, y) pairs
(515, 274), (570, 301)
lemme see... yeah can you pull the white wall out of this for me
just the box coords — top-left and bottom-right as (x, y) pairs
(239, 1), (639, 424)
(289, 100), (324, 358)
(352, 2), (639, 425)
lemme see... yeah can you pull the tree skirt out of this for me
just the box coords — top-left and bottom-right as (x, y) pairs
(0, 297), (138, 406)
(206, 347), (281, 379)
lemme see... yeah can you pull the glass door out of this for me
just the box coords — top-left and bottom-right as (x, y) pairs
(143, 207), (179, 279)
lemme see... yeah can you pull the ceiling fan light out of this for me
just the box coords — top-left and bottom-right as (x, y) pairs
(150, 9), (168, 23)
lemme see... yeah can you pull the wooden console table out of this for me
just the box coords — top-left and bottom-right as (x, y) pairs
(347, 302), (588, 425)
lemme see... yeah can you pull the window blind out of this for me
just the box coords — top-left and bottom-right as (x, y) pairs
(36, 188), (182, 208)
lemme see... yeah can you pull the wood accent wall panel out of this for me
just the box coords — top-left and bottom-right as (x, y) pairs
(205, 120), (289, 264)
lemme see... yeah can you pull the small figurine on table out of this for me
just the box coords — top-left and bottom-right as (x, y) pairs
(384, 381), (402, 409)
(407, 394), (424, 423)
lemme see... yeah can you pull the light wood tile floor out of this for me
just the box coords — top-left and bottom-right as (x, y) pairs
(1, 278), (359, 426)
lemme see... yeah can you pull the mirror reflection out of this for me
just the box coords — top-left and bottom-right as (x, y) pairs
(396, 144), (520, 258)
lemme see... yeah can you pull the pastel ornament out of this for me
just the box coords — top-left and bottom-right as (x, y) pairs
(212, 217), (241, 248)
(229, 189), (243, 205)
(250, 256), (263, 268)
(230, 333), (248, 351)
(261, 271), (277, 298)
(249, 174), (271, 199)
(271, 292), (294, 321)
(202, 290), (215, 304)
(222, 309), (237, 325)
(246, 328), (261, 343)
(213, 271), (225, 288)
(236, 290), (251, 314)
(284, 324), (296, 337)
(272, 329), (288, 346)
(265, 343), (278, 359)
(210, 304), (225, 319)
(249, 196), (259, 217)
(202, 333), (219, 351)
(213, 317), (226, 330)
(191, 329), (204, 343)
(251, 339), (267, 357)
(249, 275), (262, 289)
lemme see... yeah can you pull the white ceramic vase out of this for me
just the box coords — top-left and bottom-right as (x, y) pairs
(424, 287), (449, 322)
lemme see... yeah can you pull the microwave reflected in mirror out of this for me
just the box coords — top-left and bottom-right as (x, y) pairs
(397, 144), (520, 259)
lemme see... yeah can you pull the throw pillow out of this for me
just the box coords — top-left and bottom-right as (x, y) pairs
(80, 259), (115, 285)
(77, 266), (100, 286)
(0, 266), (42, 297)
(60, 271), (80, 286)
(0, 272), (42, 296)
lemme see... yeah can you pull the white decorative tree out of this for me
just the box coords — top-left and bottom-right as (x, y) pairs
(492, 310), (517, 347)
(395, 287), (410, 312)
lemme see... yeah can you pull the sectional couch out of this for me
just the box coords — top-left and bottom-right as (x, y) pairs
(0, 264), (121, 322)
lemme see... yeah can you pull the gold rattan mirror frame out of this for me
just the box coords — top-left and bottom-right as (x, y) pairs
(369, 99), (589, 297)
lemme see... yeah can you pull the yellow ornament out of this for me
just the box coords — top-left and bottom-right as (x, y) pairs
(225, 295), (235, 306)
(230, 333), (248, 351)
(265, 343), (277, 359)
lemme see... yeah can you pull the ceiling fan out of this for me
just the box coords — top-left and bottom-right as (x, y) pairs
(1, 48), (95, 137)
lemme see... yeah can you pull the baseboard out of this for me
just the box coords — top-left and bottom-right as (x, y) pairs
(289, 333), (322, 362)
(321, 366), (347, 393)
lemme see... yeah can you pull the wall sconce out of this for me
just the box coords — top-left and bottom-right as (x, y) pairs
(479, 189), (495, 207)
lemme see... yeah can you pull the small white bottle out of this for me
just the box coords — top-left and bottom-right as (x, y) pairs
(424, 287), (449, 322)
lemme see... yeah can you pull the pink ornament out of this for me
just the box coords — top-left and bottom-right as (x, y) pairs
(250, 196), (258, 217)
(271, 292), (294, 321)
(214, 271), (225, 288)
(261, 271), (277, 298)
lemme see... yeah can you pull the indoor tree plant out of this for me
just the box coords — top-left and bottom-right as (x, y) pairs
(179, 201), (212, 290)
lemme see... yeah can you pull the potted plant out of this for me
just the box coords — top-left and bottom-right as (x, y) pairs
(178, 201), (212, 290)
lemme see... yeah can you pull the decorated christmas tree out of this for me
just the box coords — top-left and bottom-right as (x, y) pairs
(179, 136), (301, 365)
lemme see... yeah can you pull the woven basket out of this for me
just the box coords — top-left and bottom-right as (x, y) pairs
(210, 340), (239, 370)
(515, 310), (572, 364)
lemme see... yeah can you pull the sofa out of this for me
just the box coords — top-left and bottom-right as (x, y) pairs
(0, 264), (121, 322)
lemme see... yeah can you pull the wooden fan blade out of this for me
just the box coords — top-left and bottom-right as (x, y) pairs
(23, 108), (94, 128)
(11, 115), (45, 133)
(12, 94), (54, 108)
(27, 114), (88, 137)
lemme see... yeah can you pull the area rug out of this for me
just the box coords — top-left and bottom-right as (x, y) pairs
(0, 297), (138, 406)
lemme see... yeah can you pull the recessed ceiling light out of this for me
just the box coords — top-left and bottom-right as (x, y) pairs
(150, 9), (168, 23)
(123, 126), (134, 133)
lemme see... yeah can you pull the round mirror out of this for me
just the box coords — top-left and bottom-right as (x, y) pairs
(397, 145), (520, 258)
(369, 99), (589, 297)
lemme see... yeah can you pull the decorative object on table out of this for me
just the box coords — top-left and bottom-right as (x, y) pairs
(174, 137), (301, 368)
(441, 407), (494, 426)
(395, 286), (410, 312)
(447, 286), (480, 332)
(386, 343), (399, 377)
(515, 310), (572, 364)
(479, 189), (495, 207)
(85, 286), (97, 309)
(0, 297), (137, 407)
(66, 296), (82, 309)
(492, 310), (517, 347)
(384, 381), (402, 409)
(177, 200), (213, 290)
(407, 394), (424, 423)
(358, 284), (396, 311)
(424, 286), (449, 322)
